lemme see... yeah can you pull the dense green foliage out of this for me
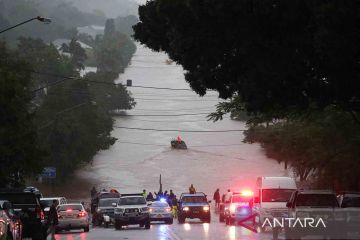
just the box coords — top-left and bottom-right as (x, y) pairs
(134, 0), (360, 189)
(95, 19), (137, 75)
(244, 107), (360, 190)
(134, 0), (360, 117)
(0, 36), (135, 186)
(0, 42), (43, 188)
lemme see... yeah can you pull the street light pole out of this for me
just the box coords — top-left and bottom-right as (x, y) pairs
(0, 16), (51, 34)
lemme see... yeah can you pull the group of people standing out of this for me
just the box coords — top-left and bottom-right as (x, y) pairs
(213, 189), (233, 208)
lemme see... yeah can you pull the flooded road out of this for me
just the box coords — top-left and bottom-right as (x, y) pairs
(78, 44), (288, 196)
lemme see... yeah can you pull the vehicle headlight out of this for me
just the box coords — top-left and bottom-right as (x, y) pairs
(115, 208), (124, 214)
(96, 208), (102, 213)
(297, 212), (310, 218)
(183, 207), (189, 211)
(203, 206), (210, 211)
(141, 207), (149, 212)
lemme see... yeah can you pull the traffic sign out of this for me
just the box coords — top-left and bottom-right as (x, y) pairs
(41, 167), (56, 178)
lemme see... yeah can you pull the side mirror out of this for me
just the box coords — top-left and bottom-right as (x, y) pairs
(112, 203), (117, 207)
(254, 197), (259, 204)
(286, 202), (292, 208)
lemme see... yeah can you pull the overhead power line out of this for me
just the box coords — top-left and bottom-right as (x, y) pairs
(29, 70), (201, 92)
(115, 140), (245, 147)
(117, 112), (211, 117)
(113, 126), (245, 132)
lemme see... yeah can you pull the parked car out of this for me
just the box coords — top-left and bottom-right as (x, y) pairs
(40, 197), (67, 218)
(0, 191), (47, 240)
(56, 203), (90, 233)
(0, 200), (22, 240)
(285, 190), (343, 239)
(149, 200), (173, 224)
(93, 198), (119, 227)
(177, 192), (211, 224)
(337, 192), (360, 235)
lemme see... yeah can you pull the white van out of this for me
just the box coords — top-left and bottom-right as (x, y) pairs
(252, 176), (297, 231)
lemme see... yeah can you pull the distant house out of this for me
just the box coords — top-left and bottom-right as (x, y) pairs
(52, 38), (93, 51)
(77, 25), (105, 38)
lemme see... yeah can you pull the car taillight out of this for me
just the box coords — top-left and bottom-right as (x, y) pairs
(78, 211), (86, 218)
(36, 207), (44, 220)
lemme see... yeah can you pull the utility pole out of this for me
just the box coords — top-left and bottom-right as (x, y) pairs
(159, 174), (162, 193)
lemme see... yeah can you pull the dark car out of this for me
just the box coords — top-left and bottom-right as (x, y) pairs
(0, 192), (47, 240)
(93, 198), (119, 227)
(0, 200), (22, 240)
(91, 191), (120, 214)
(177, 193), (211, 224)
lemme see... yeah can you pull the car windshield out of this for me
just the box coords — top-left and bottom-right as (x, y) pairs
(232, 195), (252, 203)
(296, 194), (338, 207)
(342, 195), (360, 207)
(99, 198), (118, 207)
(152, 202), (169, 208)
(41, 199), (59, 207)
(182, 196), (207, 203)
(118, 197), (146, 205)
(58, 204), (83, 211)
(262, 189), (294, 202)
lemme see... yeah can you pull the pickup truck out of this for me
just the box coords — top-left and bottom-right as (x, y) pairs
(285, 190), (360, 239)
(0, 192), (47, 240)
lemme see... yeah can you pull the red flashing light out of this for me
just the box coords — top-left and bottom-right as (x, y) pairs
(241, 190), (253, 197)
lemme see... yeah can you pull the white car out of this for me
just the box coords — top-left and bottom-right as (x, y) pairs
(40, 197), (67, 216)
(149, 201), (173, 224)
(56, 203), (90, 233)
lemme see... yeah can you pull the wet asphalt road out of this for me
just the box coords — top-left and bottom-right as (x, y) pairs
(49, 216), (280, 240)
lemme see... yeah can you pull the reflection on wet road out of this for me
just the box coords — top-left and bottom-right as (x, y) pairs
(47, 216), (281, 240)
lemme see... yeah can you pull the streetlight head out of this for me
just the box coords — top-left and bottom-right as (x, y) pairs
(36, 16), (52, 24)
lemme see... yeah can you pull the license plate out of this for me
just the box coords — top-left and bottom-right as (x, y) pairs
(193, 211), (199, 214)
(156, 214), (163, 218)
(127, 213), (137, 217)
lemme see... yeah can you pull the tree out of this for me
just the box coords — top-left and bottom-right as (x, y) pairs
(133, 0), (360, 118)
(0, 41), (43, 188)
(68, 38), (87, 70)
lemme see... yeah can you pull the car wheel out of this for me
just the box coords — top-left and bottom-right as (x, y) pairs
(105, 222), (109, 228)
(145, 220), (151, 229)
(205, 216), (211, 223)
(178, 216), (185, 224)
(139, 223), (144, 228)
(167, 218), (174, 224)
(84, 226), (90, 232)
(219, 214), (224, 222)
